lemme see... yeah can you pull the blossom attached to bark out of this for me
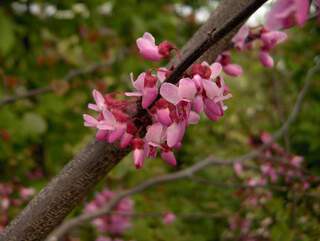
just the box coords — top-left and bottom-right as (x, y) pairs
(136, 32), (174, 61)
(84, 33), (233, 169)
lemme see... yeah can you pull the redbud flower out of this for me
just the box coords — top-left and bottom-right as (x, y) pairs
(125, 72), (158, 109)
(232, 25), (250, 50)
(160, 78), (197, 105)
(216, 52), (243, 77)
(19, 187), (35, 199)
(161, 150), (177, 166)
(163, 212), (176, 224)
(259, 51), (274, 68)
(223, 64), (243, 77)
(266, 0), (310, 30)
(89, 89), (107, 112)
(136, 32), (173, 61)
(132, 138), (145, 169)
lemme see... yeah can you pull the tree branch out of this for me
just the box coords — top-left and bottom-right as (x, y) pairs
(0, 52), (125, 107)
(0, 1), (268, 240)
(46, 59), (320, 240)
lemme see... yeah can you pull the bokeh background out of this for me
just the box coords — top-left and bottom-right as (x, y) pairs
(0, 1), (320, 240)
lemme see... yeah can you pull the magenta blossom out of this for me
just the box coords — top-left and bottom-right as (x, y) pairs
(84, 33), (234, 169)
(125, 71), (159, 109)
(136, 32), (174, 61)
(266, 0), (310, 30)
(160, 78), (197, 105)
(85, 188), (133, 235)
(216, 52), (243, 77)
(232, 25), (250, 50)
(163, 212), (176, 224)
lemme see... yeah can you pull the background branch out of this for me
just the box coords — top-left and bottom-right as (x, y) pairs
(0, 51), (125, 107)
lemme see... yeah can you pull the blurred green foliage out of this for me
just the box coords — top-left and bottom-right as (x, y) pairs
(0, 1), (319, 240)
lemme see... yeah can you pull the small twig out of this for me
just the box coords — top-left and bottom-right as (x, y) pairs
(0, 51), (124, 107)
(94, 210), (225, 219)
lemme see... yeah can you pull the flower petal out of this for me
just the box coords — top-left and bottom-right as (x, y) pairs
(202, 79), (220, 99)
(160, 83), (181, 105)
(83, 114), (98, 127)
(161, 151), (177, 166)
(166, 122), (184, 147)
(142, 87), (158, 109)
(210, 62), (223, 79)
(178, 78), (197, 101)
(145, 123), (164, 146)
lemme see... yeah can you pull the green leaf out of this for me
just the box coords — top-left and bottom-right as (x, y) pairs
(0, 10), (15, 56)
(22, 113), (47, 137)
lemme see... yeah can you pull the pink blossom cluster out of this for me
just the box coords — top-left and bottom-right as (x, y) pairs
(232, 131), (318, 209)
(227, 131), (320, 241)
(85, 188), (134, 236)
(248, 132), (315, 189)
(266, 0), (312, 30)
(84, 32), (232, 168)
(231, 25), (287, 68)
(0, 182), (35, 231)
(227, 214), (272, 241)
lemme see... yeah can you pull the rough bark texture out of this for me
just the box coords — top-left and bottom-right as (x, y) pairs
(0, 0), (267, 240)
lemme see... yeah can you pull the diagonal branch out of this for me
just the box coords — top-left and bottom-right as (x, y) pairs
(0, 1), (267, 241)
(47, 60), (319, 240)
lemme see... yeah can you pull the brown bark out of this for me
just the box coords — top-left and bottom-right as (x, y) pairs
(0, 1), (267, 240)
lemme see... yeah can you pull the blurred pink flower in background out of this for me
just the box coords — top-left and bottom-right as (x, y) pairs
(162, 212), (176, 225)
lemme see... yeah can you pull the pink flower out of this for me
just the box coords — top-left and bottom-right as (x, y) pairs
(203, 98), (224, 121)
(290, 155), (303, 168)
(232, 25), (250, 50)
(161, 149), (177, 166)
(216, 52), (243, 77)
(166, 121), (186, 148)
(19, 187), (35, 199)
(259, 51), (274, 68)
(88, 89), (107, 112)
(261, 31), (287, 50)
(136, 32), (173, 61)
(163, 212), (176, 224)
(160, 78), (197, 105)
(132, 138), (145, 169)
(125, 71), (158, 109)
(145, 122), (165, 147)
(223, 64), (243, 77)
(152, 99), (173, 126)
(266, 0), (310, 30)
(96, 237), (112, 241)
(233, 162), (244, 176)
(85, 188), (133, 236)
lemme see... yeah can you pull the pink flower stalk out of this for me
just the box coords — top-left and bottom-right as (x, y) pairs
(136, 32), (174, 61)
(163, 212), (176, 224)
(266, 0), (310, 30)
